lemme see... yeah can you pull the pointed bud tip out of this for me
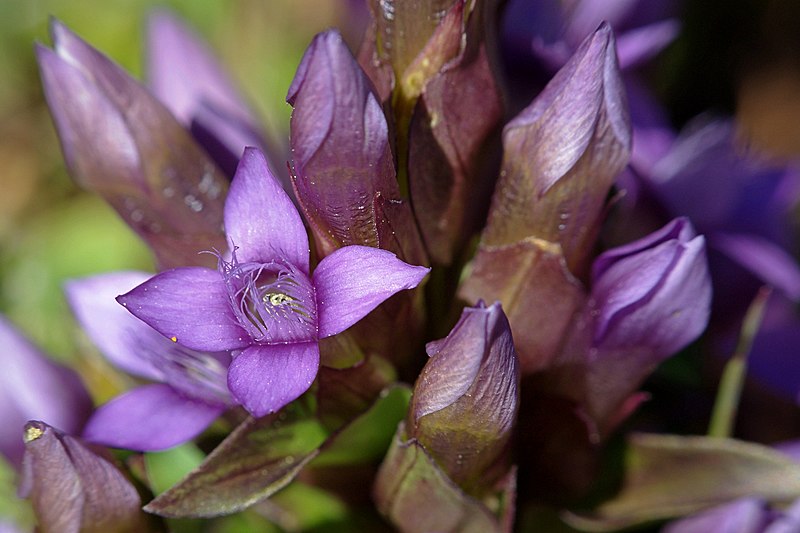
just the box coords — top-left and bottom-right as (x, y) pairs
(23, 421), (47, 444)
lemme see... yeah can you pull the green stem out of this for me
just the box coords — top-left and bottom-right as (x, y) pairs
(708, 286), (772, 438)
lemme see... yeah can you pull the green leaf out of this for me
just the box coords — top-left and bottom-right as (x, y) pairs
(708, 286), (772, 438)
(314, 385), (412, 467)
(143, 443), (205, 496)
(144, 403), (328, 518)
(564, 432), (800, 531)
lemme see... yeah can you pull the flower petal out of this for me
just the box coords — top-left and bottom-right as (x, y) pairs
(117, 267), (250, 352)
(712, 232), (800, 301)
(0, 317), (92, 468)
(313, 245), (430, 338)
(64, 271), (163, 381)
(227, 343), (320, 417)
(224, 147), (309, 271)
(82, 384), (225, 451)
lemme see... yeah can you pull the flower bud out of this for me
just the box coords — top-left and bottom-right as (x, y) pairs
(287, 30), (426, 266)
(483, 22), (631, 274)
(571, 218), (711, 434)
(36, 19), (229, 269)
(408, 301), (520, 491)
(19, 421), (148, 533)
(0, 316), (91, 469)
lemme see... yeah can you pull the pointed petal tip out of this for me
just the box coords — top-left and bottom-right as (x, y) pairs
(286, 29), (346, 106)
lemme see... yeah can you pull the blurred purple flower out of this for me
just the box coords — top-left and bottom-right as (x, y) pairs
(117, 147), (429, 417)
(620, 116), (800, 401)
(642, 118), (800, 302)
(0, 316), (91, 469)
(503, 0), (680, 71)
(146, 10), (279, 180)
(66, 271), (234, 451)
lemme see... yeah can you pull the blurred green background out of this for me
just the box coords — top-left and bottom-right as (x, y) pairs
(0, 0), (362, 366)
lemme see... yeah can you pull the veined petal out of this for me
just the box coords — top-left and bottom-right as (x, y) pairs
(224, 147), (309, 271)
(227, 342), (320, 417)
(117, 267), (250, 352)
(313, 245), (430, 338)
(82, 384), (226, 451)
(64, 271), (163, 381)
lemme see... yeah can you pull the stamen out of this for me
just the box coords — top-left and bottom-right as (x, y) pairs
(217, 248), (317, 344)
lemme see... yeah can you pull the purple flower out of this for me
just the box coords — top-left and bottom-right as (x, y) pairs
(0, 316), (91, 469)
(146, 10), (278, 180)
(117, 147), (430, 417)
(503, 0), (680, 71)
(65, 271), (233, 451)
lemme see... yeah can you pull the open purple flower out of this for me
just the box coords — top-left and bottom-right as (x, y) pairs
(66, 271), (234, 451)
(118, 147), (430, 417)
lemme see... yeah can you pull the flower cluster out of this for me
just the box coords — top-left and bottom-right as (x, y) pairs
(2, 1), (799, 532)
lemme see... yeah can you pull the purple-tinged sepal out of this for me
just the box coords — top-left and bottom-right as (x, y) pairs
(36, 19), (229, 270)
(374, 302), (519, 532)
(146, 10), (281, 180)
(406, 1), (504, 265)
(287, 30), (426, 266)
(19, 421), (149, 532)
(0, 316), (92, 469)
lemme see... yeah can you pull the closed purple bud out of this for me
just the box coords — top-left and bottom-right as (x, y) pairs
(19, 421), (148, 533)
(287, 30), (426, 265)
(0, 316), (91, 469)
(36, 19), (228, 270)
(582, 218), (712, 433)
(408, 301), (520, 491)
(483, 22), (631, 274)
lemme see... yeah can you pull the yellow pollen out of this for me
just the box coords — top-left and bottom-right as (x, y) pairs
(24, 424), (44, 443)
(170, 336), (178, 342)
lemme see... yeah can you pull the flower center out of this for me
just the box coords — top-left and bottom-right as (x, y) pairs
(219, 251), (317, 344)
